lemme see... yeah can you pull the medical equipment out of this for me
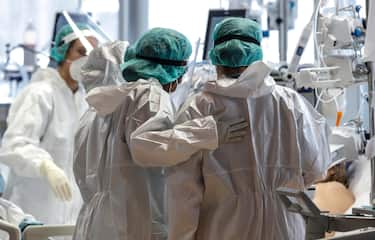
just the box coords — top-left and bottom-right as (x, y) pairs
(0, 44), (31, 99)
(228, 0), (298, 62)
(305, 0), (375, 209)
(23, 21), (37, 70)
(267, 0), (297, 62)
(275, 2), (375, 238)
(267, 0), (298, 31)
(280, 0), (369, 133)
(293, 1), (367, 89)
(277, 187), (375, 240)
(0, 12), (109, 100)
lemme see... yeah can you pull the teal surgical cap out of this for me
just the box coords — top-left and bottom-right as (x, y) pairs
(124, 44), (136, 62)
(121, 28), (192, 85)
(50, 23), (92, 64)
(209, 17), (263, 67)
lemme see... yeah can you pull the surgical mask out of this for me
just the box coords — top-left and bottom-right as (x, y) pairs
(69, 56), (89, 82)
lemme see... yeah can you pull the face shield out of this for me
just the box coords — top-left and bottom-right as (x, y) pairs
(58, 12), (129, 89)
(50, 11), (115, 65)
(60, 11), (112, 55)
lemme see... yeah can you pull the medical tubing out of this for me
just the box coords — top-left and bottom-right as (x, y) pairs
(314, 88), (344, 109)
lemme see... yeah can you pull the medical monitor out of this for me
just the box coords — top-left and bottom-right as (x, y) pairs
(202, 9), (247, 60)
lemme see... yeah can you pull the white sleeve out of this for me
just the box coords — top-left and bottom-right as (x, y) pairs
(130, 94), (218, 168)
(0, 88), (53, 178)
(130, 115), (217, 167)
(296, 95), (331, 186)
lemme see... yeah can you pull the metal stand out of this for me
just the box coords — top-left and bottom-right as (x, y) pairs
(278, 0), (288, 63)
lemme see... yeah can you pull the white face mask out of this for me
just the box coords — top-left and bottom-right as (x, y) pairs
(69, 56), (89, 82)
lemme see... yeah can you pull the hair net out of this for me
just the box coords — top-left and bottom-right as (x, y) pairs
(209, 17), (263, 67)
(124, 44), (136, 62)
(121, 28), (192, 85)
(50, 23), (92, 64)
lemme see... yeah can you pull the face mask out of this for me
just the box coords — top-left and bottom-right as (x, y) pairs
(69, 56), (89, 82)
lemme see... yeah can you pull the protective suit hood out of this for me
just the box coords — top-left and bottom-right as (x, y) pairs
(203, 61), (275, 98)
(86, 79), (162, 117)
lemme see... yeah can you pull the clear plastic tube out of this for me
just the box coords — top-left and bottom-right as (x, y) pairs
(334, 96), (344, 126)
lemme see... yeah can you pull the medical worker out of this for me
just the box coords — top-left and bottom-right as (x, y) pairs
(73, 27), (247, 240)
(130, 18), (331, 240)
(73, 28), (187, 240)
(0, 24), (98, 224)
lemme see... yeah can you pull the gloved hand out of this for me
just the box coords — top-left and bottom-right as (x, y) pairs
(39, 159), (72, 202)
(217, 118), (248, 144)
(366, 137), (375, 159)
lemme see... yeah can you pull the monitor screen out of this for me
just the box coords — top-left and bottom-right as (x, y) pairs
(202, 9), (247, 60)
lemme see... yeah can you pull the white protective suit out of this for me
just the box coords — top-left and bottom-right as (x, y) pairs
(0, 67), (87, 224)
(130, 61), (331, 240)
(73, 76), (218, 240)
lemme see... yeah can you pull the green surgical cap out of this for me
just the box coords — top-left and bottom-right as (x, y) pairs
(124, 44), (136, 62)
(121, 28), (192, 85)
(50, 23), (91, 64)
(209, 17), (263, 67)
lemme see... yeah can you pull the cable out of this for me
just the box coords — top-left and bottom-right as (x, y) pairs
(314, 87), (345, 109)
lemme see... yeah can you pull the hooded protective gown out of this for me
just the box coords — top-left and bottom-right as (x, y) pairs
(73, 78), (217, 240)
(130, 61), (331, 240)
(0, 67), (87, 224)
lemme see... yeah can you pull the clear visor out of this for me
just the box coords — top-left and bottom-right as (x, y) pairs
(59, 11), (113, 55)
(56, 12), (130, 89)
